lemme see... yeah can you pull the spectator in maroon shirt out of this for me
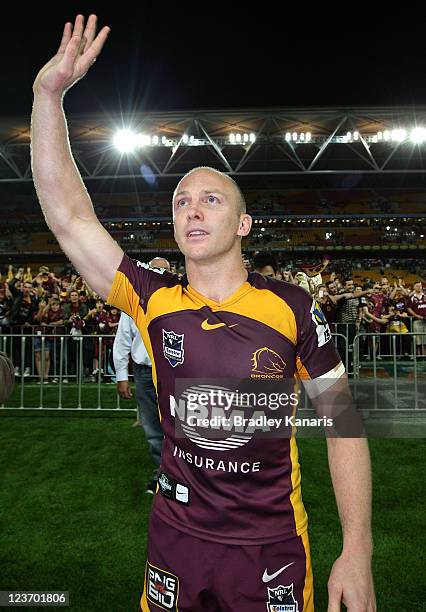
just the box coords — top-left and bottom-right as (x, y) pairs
(408, 281), (426, 356)
(85, 298), (110, 377)
(33, 297), (64, 383)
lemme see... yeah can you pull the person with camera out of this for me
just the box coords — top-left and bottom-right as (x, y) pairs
(84, 297), (111, 380)
(62, 290), (88, 383)
(7, 270), (39, 377)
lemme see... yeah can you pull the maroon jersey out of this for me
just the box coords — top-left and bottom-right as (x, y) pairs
(41, 276), (57, 293)
(409, 293), (426, 317)
(108, 255), (343, 545)
(93, 310), (110, 334)
(320, 296), (338, 325)
(38, 306), (64, 339)
(370, 292), (387, 317)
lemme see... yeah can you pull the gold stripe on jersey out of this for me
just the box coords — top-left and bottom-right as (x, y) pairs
(289, 436), (308, 536)
(107, 270), (141, 320)
(301, 529), (314, 611)
(145, 285), (203, 324)
(107, 271), (162, 420)
(214, 288), (298, 345)
(140, 563), (150, 611)
(185, 281), (254, 308)
(296, 356), (311, 380)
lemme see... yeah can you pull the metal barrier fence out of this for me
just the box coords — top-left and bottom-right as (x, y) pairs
(353, 332), (426, 410)
(4, 329), (425, 412)
(0, 331), (351, 412)
(0, 333), (134, 412)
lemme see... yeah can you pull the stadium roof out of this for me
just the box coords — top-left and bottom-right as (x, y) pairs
(2, 106), (426, 194)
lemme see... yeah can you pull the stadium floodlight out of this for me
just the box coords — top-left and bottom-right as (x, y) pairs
(152, 135), (159, 145)
(182, 134), (189, 144)
(113, 129), (137, 153)
(292, 132), (298, 142)
(383, 130), (391, 141)
(410, 127), (426, 144)
(243, 133), (249, 143)
(249, 133), (256, 143)
(306, 132), (312, 142)
(353, 131), (359, 141)
(236, 133), (242, 143)
(229, 133), (236, 144)
(391, 129), (406, 142)
(285, 132), (291, 142)
(135, 134), (151, 147)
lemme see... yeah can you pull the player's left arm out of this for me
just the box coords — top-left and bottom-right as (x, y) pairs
(326, 431), (376, 612)
(293, 292), (376, 611)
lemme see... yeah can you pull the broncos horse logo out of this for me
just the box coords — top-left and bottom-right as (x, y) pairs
(251, 347), (286, 375)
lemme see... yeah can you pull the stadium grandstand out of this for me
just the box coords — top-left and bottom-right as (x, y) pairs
(1, 106), (425, 612)
(1, 106), (426, 392)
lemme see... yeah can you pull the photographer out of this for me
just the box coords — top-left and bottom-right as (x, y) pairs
(62, 290), (88, 383)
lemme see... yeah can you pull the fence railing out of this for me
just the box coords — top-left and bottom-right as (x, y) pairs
(353, 331), (426, 410)
(0, 333), (134, 412)
(1, 330), (424, 412)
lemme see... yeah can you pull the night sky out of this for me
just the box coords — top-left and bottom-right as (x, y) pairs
(1, 6), (425, 118)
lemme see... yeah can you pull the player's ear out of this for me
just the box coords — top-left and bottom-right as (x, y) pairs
(237, 214), (252, 237)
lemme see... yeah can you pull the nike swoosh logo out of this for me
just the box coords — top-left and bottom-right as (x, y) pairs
(262, 562), (294, 583)
(201, 319), (238, 331)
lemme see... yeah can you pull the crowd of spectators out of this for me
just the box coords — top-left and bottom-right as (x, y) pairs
(252, 253), (426, 363)
(1, 256), (425, 383)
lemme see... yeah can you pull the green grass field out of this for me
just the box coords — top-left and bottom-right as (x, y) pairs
(0, 415), (425, 611)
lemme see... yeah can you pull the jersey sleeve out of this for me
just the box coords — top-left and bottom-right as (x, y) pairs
(295, 296), (344, 381)
(106, 253), (174, 320)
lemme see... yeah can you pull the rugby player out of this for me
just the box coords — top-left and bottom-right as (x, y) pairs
(31, 15), (376, 611)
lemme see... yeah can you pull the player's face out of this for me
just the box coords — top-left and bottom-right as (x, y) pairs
(414, 282), (422, 293)
(172, 169), (251, 262)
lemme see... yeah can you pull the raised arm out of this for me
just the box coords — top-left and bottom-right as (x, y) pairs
(31, 15), (123, 300)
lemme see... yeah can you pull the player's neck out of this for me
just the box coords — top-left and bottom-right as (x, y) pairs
(186, 256), (248, 303)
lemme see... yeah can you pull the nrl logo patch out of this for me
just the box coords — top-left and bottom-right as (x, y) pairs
(146, 561), (179, 611)
(267, 583), (299, 612)
(163, 329), (185, 368)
